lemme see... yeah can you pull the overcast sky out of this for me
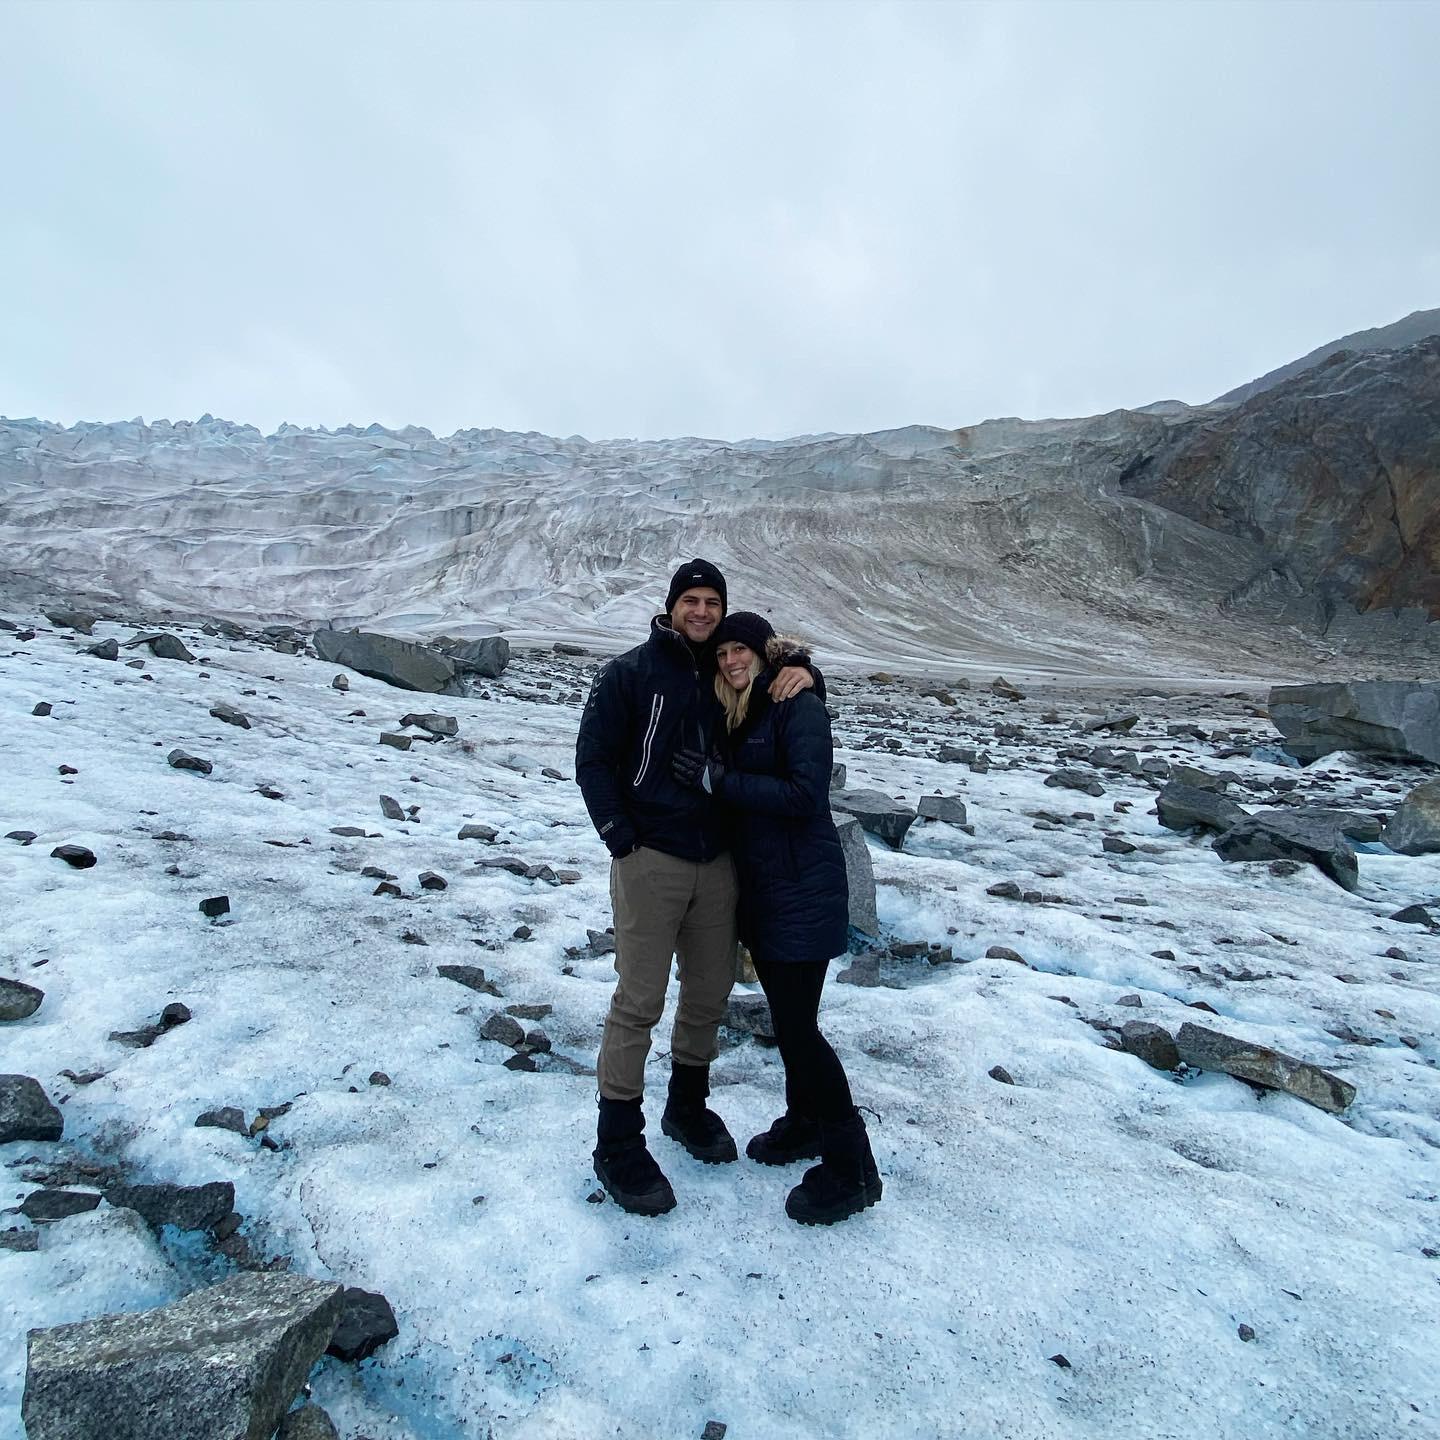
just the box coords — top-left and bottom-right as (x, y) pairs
(3, 0), (1437, 441)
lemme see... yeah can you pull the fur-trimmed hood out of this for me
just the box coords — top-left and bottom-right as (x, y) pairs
(765, 634), (811, 667)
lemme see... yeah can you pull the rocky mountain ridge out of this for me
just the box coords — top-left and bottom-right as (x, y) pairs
(1213, 306), (1440, 407)
(2, 322), (1436, 681)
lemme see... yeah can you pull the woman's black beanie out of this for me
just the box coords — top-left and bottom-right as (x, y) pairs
(714, 610), (775, 656)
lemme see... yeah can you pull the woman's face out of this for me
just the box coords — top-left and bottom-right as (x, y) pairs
(716, 641), (759, 692)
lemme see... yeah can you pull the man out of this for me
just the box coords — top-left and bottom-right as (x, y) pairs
(575, 558), (815, 1215)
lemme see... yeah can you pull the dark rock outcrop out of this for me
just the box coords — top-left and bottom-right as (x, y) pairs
(1211, 811), (1359, 891)
(1269, 681), (1440, 764)
(313, 629), (462, 695)
(1125, 338), (1440, 620)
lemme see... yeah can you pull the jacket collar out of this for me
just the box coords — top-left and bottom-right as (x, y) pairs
(648, 614), (714, 669)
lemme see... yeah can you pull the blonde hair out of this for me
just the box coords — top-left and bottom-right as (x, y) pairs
(715, 650), (765, 732)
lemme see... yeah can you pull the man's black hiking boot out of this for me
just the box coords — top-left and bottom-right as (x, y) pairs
(593, 1136), (677, 1216)
(660, 1062), (737, 1164)
(594, 1095), (677, 1215)
(785, 1109), (882, 1226)
(746, 1111), (822, 1166)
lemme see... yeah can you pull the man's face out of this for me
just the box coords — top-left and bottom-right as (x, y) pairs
(669, 586), (723, 644)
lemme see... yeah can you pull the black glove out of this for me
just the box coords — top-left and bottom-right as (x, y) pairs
(671, 748), (726, 794)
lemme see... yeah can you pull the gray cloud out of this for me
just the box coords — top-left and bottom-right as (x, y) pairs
(2, 0), (1436, 438)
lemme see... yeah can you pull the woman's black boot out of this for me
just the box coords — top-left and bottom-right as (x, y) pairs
(746, 1111), (823, 1166)
(660, 1063), (738, 1163)
(785, 1108), (882, 1225)
(593, 1097), (676, 1215)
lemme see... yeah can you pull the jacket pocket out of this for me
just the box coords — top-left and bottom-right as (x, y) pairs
(632, 692), (664, 789)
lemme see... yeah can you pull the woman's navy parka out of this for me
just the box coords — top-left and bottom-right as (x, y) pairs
(715, 640), (849, 965)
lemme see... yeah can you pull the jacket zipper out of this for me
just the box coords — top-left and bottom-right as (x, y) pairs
(633, 693), (663, 787)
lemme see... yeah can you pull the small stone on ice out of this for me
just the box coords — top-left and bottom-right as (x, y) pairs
(51, 844), (97, 869)
(167, 748), (213, 775)
(200, 895), (230, 920)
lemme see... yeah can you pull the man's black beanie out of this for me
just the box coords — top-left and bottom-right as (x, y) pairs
(665, 558), (728, 615)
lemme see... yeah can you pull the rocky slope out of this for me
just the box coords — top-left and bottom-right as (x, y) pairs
(1121, 336), (1440, 623)
(1214, 307), (1440, 406)
(1, 326), (1436, 681)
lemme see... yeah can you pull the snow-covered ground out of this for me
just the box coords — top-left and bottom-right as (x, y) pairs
(3, 617), (1439, 1439)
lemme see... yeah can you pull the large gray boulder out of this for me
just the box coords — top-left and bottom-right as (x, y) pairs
(22, 1271), (344, 1440)
(0, 1074), (63, 1142)
(832, 814), (878, 936)
(312, 630), (461, 695)
(104, 1181), (234, 1232)
(1155, 782), (1246, 835)
(1268, 681), (1440, 764)
(1211, 810), (1359, 891)
(917, 794), (967, 825)
(1174, 1023), (1355, 1113)
(445, 636), (510, 678)
(0, 978), (45, 1021)
(1382, 779), (1440, 855)
(830, 789), (916, 851)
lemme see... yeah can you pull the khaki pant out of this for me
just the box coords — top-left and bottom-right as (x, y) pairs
(597, 846), (739, 1101)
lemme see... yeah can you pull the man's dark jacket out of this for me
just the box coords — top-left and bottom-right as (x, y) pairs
(715, 644), (848, 964)
(576, 616), (730, 862)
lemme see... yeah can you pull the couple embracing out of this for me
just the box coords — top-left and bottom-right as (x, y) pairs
(575, 559), (881, 1226)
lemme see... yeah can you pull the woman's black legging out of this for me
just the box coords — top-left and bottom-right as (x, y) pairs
(752, 957), (854, 1123)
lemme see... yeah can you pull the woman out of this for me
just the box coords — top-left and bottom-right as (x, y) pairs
(671, 611), (881, 1226)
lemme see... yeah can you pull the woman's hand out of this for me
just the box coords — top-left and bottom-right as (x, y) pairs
(671, 748), (727, 793)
